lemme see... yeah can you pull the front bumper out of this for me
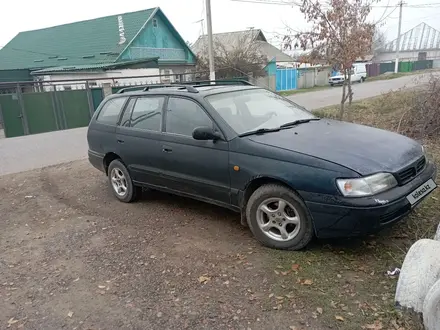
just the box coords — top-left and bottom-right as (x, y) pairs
(329, 78), (344, 84)
(301, 161), (437, 238)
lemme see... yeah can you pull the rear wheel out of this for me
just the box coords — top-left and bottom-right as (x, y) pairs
(108, 159), (141, 203)
(246, 184), (314, 250)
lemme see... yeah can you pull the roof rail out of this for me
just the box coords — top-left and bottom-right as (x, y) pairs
(117, 84), (198, 94)
(182, 79), (254, 86)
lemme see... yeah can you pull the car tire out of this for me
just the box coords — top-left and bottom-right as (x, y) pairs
(246, 184), (314, 250)
(107, 159), (141, 203)
(360, 77), (365, 83)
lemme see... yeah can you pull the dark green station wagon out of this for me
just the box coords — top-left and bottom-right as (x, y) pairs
(87, 80), (437, 250)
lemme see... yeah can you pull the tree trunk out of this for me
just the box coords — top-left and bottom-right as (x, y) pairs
(347, 69), (353, 121)
(339, 69), (348, 120)
(348, 71), (353, 106)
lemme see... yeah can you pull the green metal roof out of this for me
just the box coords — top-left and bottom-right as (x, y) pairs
(30, 58), (159, 74)
(0, 8), (156, 70)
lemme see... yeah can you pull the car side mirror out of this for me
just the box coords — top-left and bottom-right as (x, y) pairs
(192, 126), (221, 141)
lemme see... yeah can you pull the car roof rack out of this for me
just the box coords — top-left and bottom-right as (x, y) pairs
(182, 79), (254, 87)
(117, 84), (198, 94)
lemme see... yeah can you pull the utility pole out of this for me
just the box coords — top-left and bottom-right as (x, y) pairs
(394, 1), (404, 73)
(206, 0), (216, 80)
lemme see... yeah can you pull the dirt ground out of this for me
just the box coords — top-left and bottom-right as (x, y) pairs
(2, 89), (439, 329)
(0, 160), (326, 330)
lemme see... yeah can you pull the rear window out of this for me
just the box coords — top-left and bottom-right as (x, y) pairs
(96, 97), (128, 125)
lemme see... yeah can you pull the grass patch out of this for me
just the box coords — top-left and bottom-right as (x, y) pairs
(367, 68), (440, 82)
(278, 85), (330, 96)
(268, 90), (439, 329)
(366, 72), (408, 82)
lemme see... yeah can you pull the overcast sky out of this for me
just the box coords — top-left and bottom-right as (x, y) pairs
(1, 0), (440, 49)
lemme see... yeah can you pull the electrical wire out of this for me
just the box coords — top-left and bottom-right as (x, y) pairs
(230, 0), (440, 8)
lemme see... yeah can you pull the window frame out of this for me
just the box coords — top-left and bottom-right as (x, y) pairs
(95, 96), (129, 127)
(117, 97), (137, 127)
(163, 96), (221, 139)
(120, 95), (166, 133)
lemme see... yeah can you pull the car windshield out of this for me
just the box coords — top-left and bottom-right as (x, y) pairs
(205, 88), (315, 135)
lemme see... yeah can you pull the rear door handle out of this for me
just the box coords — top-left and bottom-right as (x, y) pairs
(162, 146), (173, 153)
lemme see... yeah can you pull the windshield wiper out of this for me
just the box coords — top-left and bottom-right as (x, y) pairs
(238, 127), (281, 137)
(280, 118), (320, 129)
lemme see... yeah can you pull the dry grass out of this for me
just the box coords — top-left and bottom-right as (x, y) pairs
(278, 86), (331, 96)
(268, 89), (440, 329)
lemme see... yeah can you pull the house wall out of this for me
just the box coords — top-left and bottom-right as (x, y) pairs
(37, 68), (161, 91)
(120, 13), (195, 65)
(297, 67), (332, 88)
(375, 49), (440, 62)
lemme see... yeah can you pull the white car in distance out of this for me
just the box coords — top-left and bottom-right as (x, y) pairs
(329, 63), (368, 86)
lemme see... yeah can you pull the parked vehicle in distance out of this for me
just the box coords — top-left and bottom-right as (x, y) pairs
(87, 80), (437, 250)
(329, 63), (368, 86)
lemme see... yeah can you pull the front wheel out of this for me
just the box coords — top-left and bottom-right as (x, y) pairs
(246, 184), (314, 250)
(108, 159), (141, 203)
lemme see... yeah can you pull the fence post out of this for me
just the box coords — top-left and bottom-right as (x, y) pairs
(50, 92), (60, 130)
(54, 86), (68, 129)
(85, 81), (95, 118)
(16, 83), (30, 135)
(0, 104), (4, 132)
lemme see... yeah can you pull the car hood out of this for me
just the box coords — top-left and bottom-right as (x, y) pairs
(248, 119), (423, 175)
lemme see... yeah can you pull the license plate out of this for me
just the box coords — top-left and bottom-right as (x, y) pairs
(406, 179), (437, 205)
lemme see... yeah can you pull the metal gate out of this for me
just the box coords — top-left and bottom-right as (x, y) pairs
(0, 87), (103, 138)
(276, 67), (297, 91)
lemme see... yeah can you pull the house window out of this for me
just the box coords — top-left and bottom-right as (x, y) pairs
(153, 18), (158, 28)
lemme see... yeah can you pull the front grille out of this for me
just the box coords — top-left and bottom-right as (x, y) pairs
(395, 156), (426, 185)
(416, 156), (426, 172)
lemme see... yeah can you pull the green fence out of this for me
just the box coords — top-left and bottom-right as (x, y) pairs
(399, 61), (413, 73)
(0, 87), (104, 138)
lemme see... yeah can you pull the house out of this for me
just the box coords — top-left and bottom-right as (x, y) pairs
(375, 23), (440, 62)
(191, 29), (294, 65)
(0, 7), (196, 89)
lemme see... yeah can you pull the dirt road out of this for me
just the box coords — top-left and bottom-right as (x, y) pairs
(288, 71), (440, 109)
(0, 161), (322, 330)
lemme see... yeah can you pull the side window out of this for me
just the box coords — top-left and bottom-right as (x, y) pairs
(130, 97), (164, 132)
(96, 97), (127, 125)
(166, 97), (213, 136)
(120, 98), (136, 127)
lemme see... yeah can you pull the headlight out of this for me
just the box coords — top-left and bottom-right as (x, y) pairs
(336, 173), (398, 197)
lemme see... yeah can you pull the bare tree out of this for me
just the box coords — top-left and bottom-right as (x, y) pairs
(283, 0), (376, 120)
(195, 35), (267, 80)
(372, 27), (387, 55)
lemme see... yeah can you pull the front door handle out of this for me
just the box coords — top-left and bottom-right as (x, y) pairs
(117, 139), (124, 144)
(162, 146), (173, 153)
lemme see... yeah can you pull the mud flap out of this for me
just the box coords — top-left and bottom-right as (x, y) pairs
(240, 208), (248, 227)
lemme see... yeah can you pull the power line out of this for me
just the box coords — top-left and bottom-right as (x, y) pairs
(375, 4), (399, 25)
(230, 0), (440, 8)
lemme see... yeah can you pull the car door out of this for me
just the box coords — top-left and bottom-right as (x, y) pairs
(115, 95), (166, 186)
(159, 96), (231, 205)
